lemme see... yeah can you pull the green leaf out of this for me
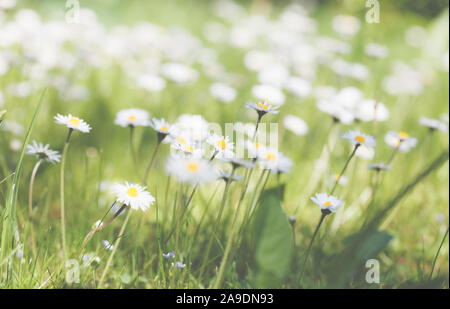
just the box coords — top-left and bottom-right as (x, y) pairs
(330, 230), (393, 288)
(252, 185), (293, 288)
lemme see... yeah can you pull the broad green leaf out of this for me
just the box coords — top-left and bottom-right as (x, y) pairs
(252, 186), (293, 288)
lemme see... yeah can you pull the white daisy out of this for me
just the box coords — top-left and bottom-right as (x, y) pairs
(310, 192), (343, 213)
(342, 130), (376, 148)
(114, 108), (150, 128)
(364, 43), (388, 59)
(419, 117), (448, 133)
(252, 84), (286, 105)
(283, 115), (308, 136)
(101, 240), (114, 251)
(210, 82), (237, 103)
(112, 182), (155, 211)
(245, 140), (266, 159)
(385, 131), (418, 153)
(166, 157), (217, 184)
(207, 134), (235, 159)
(150, 118), (172, 141)
(355, 100), (390, 122)
(258, 148), (293, 174)
(54, 114), (91, 133)
(170, 134), (204, 159)
(330, 173), (348, 186)
(26, 141), (61, 163)
(163, 251), (175, 259)
(245, 101), (280, 119)
(367, 162), (392, 172)
(218, 170), (242, 183)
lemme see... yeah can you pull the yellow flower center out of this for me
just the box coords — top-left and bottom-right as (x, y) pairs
(217, 139), (227, 150)
(126, 187), (138, 198)
(255, 142), (260, 149)
(128, 115), (136, 122)
(398, 131), (409, 140)
(354, 135), (365, 144)
(184, 145), (194, 152)
(187, 162), (198, 171)
(177, 137), (186, 144)
(266, 152), (277, 161)
(257, 103), (269, 111)
(69, 117), (80, 126)
(160, 126), (168, 132)
(334, 173), (340, 181)
(324, 201), (332, 208)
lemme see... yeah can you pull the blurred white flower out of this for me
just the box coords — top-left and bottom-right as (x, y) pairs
(365, 43), (388, 59)
(9, 138), (22, 152)
(258, 148), (293, 174)
(383, 62), (423, 96)
(137, 74), (166, 92)
(405, 26), (427, 48)
(210, 82), (237, 103)
(166, 157), (217, 184)
(355, 100), (390, 122)
(252, 84), (285, 105)
(355, 145), (375, 160)
(283, 115), (308, 136)
(161, 63), (198, 85)
(258, 64), (290, 88)
(115, 108), (150, 128)
(419, 117), (448, 133)
(284, 76), (311, 98)
(330, 173), (348, 186)
(332, 15), (360, 38)
(385, 131), (418, 153)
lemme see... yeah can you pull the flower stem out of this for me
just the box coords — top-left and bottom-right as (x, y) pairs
(298, 212), (328, 285)
(129, 126), (139, 177)
(428, 226), (449, 281)
(98, 208), (132, 288)
(28, 159), (42, 257)
(330, 144), (359, 195)
(60, 129), (73, 262)
(143, 140), (161, 185)
(199, 168), (235, 280)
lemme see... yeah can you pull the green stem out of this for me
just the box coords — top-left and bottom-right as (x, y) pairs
(199, 168), (236, 280)
(298, 212), (328, 285)
(143, 140), (161, 185)
(98, 208), (132, 288)
(330, 145), (359, 196)
(60, 129), (73, 262)
(428, 227), (449, 281)
(28, 159), (42, 257)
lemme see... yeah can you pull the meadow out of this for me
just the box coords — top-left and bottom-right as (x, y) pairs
(0, 0), (449, 289)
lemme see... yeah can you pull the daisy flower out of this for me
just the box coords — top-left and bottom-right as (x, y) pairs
(221, 157), (256, 170)
(367, 162), (392, 172)
(330, 173), (348, 186)
(310, 193), (343, 214)
(150, 117), (172, 142)
(54, 114), (91, 133)
(218, 170), (242, 183)
(245, 140), (266, 159)
(342, 130), (376, 148)
(419, 117), (448, 133)
(258, 148), (293, 174)
(170, 136), (204, 159)
(26, 141), (61, 163)
(283, 115), (308, 136)
(246, 100), (280, 119)
(114, 108), (150, 128)
(112, 182), (155, 211)
(385, 131), (417, 152)
(210, 82), (237, 103)
(166, 157), (217, 184)
(207, 134), (235, 159)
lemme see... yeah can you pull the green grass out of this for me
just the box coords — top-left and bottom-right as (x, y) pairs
(0, 0), (448, 288)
